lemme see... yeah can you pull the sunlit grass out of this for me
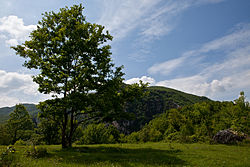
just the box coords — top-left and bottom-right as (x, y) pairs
(1, 142), (249, 167)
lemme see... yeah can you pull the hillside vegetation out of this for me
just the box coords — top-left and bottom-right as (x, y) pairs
(117, 86), (211, 133)
(125, 99), (249, 143)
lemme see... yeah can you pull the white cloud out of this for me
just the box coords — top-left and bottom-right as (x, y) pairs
(125, 76), (155, 86)
(155, 70), (250, 100)
(0, 70), (49, 107)
(0, 15), (36, 46)
(6, 39), (18, 46)
(148, 56), (187, 75)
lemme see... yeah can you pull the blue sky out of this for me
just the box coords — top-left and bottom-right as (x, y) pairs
(0, 0), (250, 107)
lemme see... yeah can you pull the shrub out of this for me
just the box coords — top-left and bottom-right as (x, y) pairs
(118, 133), (126, 143)
(148, 129), (163, 142)
(14, 139), (27, 146)
(0, 146), (16, 166)
(25, 146), (48, 158)
(125, 132), (140, 143)
(136, 127), (163, 142)
(81, 123), (120, 144)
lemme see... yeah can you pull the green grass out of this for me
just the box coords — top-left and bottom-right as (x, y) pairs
(1, 142), (249, 167)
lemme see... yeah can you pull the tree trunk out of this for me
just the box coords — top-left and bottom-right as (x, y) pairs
(62, 110), (68, 148)
(68, 110), (74, 148)
(12, 130), (17, 145)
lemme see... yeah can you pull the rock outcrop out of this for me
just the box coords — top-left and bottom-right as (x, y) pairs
(213, 129), (246, 144)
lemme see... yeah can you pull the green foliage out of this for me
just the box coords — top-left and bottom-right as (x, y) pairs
(125, 132), (140, 143)
(0, 146), (16, 166)
(25, 146), (48, 158)
(12, 4), (146, 148)
(6, 104), (34, 144)
(121, 86), (211, 133)
(0, 124), (10, 145)
(14, 139), (27, 146)
(234, 91), (250, 109)
(37, 103), (61, 145)
(126, 92), (250, 143)
(148, 86), (210, 106)
(80, 123), (120, 144)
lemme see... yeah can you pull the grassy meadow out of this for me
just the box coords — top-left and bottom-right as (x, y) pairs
(1, 142), (249, 167)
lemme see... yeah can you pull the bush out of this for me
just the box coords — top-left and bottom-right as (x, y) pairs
(118, 134), (127, 143)
(25, 146), (48, 158)
(125, 132), (140, 143)
(164, 132), (181, 142)
(14, 139), (27, 146)
(81, 123), (120, 144)
(0, 146), (16, 166)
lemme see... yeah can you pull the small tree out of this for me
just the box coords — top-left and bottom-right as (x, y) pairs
(6, 104), (34, 144)
(12, 4), (146, 148)
(234, 91), (249, 109)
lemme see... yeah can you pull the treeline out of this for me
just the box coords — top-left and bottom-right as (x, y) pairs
(0, 92), (249, 145)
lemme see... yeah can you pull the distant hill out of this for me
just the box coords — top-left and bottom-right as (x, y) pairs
(0, 104), (38, 124)
(0, 86), (211, 131)
(115, 86), (211, 134)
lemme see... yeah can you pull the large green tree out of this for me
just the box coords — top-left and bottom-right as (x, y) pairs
(12, 4), (146, 148)
(6, 104), (34, 144)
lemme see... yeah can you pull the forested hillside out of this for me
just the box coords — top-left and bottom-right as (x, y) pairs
(115, 86), (211, 134)
(125, 94), (249, 143)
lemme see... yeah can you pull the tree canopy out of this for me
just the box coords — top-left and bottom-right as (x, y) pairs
(6, 104), (34, 144)
(12, 4), (146, 148)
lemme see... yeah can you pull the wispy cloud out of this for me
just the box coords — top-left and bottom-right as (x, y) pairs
(97, 0), (161, 40)
(148, 23), (250, 76)
(98, 0), (226, 41)
(96, 0), (226, 62)
(0, 15), (36, 46)
(148, 56), (187, 75)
